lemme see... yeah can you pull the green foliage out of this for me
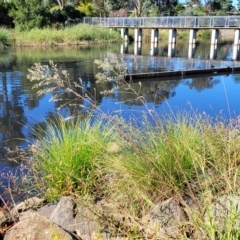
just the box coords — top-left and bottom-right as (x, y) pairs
(0, 28), (12, 47)
(77, 2), (93, 16)
(29, 115), (116, 201)
(0, 0), (13, 27)
(8, 0), (50, 31)
(12, 24), (121, 46)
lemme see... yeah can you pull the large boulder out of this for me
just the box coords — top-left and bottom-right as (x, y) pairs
(206, 194), (240, 231)
(4, 212), (73, 240)
(143, 198), (189, 239)
(48, 196), (98, 240)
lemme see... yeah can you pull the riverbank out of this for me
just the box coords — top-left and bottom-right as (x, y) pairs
(0, 26), (232, 48)
(0, 24), (122, 47)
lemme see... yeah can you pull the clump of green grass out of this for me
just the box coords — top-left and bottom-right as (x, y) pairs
(28, 115), (117, 202)
(13, 24), (121, 46)
(0, 28), (12, 47)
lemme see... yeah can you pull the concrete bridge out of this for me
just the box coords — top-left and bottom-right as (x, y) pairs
(84, 16), (240, 59)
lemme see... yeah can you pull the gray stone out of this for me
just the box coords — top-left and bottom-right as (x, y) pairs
(4, 212), (73, 240)
(49, 196), (75, 231)
(143, 198), (188, 238)
(10, 197), (45, 221)
(206, 194), (240, 231)
(0, 209), (12, 228)
(37, 202), (58, 219)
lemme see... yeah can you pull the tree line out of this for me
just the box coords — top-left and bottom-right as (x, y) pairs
(0, 0), (239, 31)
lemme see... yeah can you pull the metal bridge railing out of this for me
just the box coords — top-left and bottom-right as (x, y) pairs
(83, 16), (240, 28)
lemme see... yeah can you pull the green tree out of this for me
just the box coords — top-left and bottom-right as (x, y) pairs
(0, 0), (13, 27)
(9, 0), (50, 31)
(212, 0), (233, 15)
(108, 0), (128, 11)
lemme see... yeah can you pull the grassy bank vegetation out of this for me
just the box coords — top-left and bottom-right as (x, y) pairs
(0, 24), (121, 47)
(9, 57), (240, 239)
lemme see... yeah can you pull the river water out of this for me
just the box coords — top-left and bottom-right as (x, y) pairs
(0, 40), (240, 170)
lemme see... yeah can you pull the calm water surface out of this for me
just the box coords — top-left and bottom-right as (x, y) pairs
(0, 40), (240, 170)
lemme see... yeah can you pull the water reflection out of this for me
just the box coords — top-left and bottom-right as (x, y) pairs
(0, 41), (240, 167)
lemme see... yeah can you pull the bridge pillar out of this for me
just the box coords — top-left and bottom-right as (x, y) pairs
(233, 44), (240, 60)
(134, 41), (142, 55)
(189, 29), (197, 44)
(121, 28), (128, 42)
(150, 42), (158, 56)
(134, 28), (142, 42)
(168, 43), (176, 57)
(168, 29), (177, 44)
(120, 42), (128, 54)
(188, 43), (196, 58)
(234, 29), (240, 45)
(210, 44), (217, 59)
(151, 29), (159, 43)
(210, 29), (219, 45)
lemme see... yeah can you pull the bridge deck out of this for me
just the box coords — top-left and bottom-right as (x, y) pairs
(84, 16), (240, 29)
(124, 66), (240, 80)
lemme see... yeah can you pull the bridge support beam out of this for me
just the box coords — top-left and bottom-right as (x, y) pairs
(134, 28), (142, 42)
(234, 29), (240, 45)
(233, 44), (240, 60)
(168, 43), (176, 57)
(188, 44), (196, 58)
(134, 42), (142, 55)
(210, 44), (217, 59)
(211, 29), (219, 45)
(121, 28), (129, 42)
(168, 29), (177, 44)
(150, 42), (158, 56)
(151, 28), (159, 43)
(120, 42), (128, 54)
(189, 29), (197, 44)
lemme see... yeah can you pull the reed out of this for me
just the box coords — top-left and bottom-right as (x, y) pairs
(13, 24), (121, 46)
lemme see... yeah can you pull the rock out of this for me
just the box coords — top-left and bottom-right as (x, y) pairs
(49, 196), (75, 231)
(37, 201), (58, 219)
(0, 209), (12, 228)
(143, 198), (188, 238)
(10, 197), (44, 222)
(49, 196), (98, 239)
(4, 212), (73, 240)
(206, 194), (240, 231)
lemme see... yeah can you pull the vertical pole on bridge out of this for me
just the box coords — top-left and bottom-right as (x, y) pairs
(134, 28), (142, 42)
(210, 29), (219, 45)
(233, 29), (240, 60)
(189, 29), (197, 44)
(168, 29), (177, 44)
(210, 29), (219, 59)
(121, 28), (129, 42)
(234, 29), (240, 45)
(151, 29), (159, 43)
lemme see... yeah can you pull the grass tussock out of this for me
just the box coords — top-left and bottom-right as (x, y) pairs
(13, 24), (121, 47)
